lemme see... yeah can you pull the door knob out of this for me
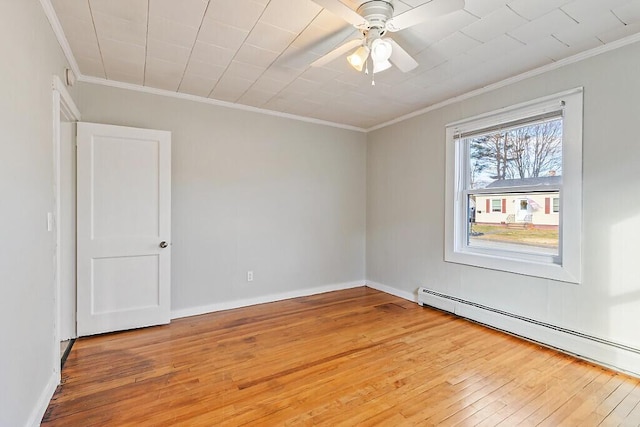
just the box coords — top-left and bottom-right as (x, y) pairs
(159, 241), (168, 248)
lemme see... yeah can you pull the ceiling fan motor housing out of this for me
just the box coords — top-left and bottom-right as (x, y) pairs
(356, 0), (394, 32)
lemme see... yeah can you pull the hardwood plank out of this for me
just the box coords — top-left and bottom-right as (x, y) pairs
(41, 288), (640, 426)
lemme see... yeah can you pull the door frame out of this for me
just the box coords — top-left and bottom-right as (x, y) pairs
(52, 75), (81, 380)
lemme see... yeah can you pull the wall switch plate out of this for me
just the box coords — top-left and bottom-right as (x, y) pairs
(247, 271), (254, 282)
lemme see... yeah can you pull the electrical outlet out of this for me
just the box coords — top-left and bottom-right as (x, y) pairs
(247, 271), (254, 282)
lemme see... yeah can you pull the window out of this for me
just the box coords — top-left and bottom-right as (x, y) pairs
(445, 89), (583, 283)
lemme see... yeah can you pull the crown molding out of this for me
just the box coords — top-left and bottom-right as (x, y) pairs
(39, 0), (81, 78)
(366, 32), (640, 132)
(77, 75), (367, 132)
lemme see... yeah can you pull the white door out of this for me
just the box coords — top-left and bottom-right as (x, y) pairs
(516, 198), (529, 221)
(77, 122), (171, 336)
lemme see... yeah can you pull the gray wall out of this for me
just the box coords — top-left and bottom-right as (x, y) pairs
(367, 41), (640, 351)
(77, 84), (367, 312)
(0, 1), (75, 425)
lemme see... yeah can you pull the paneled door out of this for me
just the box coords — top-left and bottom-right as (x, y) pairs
(76, 122), (171, 336)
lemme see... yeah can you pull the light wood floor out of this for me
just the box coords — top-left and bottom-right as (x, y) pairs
(43, 288), (640, 426)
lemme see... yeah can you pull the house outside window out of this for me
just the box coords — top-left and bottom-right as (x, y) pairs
(445, 89), (583, 283)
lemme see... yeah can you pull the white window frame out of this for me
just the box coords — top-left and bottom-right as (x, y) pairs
(445, 88), (583, 284)
(491, 199), (502, 213)
(552, 197), (560, 213)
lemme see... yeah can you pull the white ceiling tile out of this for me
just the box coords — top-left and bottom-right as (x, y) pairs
(67, 37), (102, 62)
(150, 0), (208, 28)
(198, 18), (249, 51)
(496, 45), (554, 74)
(461, 6), (528, 42)
(145, 57), (186, 78)
(275, 46), (321, 70)
(144, 73), (181, 91)
(92, 12), (147, 46)
(51, 0), (93, 21)
(561, 0), (630, 23)
(234, 44), (280, 68)
(465, 34), (524, 63)
(99, 37), (146, 61)
(148, 16), (200, 48)
(508, 0), (574, 20)
(312, 9), (354, 32)
(89, 0), (148, 24)
(297, 66), (343, 84)
(178, 72), (218, 97)
(76, 56), (106, 78)
(225, 60), (266, 81)
(190, 41), (235, 67)
(412, 48), (448, 70)
(184, 59), (226, 81)
(103, 57), (145, 77)
(411, 9), (479, 43)
(613, 1), (640, 24)
(252, 76), (291, 93)
(523, 34), (602, 62)
(464, 0), (508, 18)
(553, 12), (624, 47)
(210, 74), (254, 101)
(260, 0), (321, 33)
(245, 22), (297, 52)
(237, 89), (278, 107)
(598, 20), (640, 43)
(508, 9), (578, 44)
(425, 32), (482, 59)
(281, 77), (321, 96)
(207, 0), (266, 31)
(104, 70), (144, 86)
(147, 38), (192, 64)
(55, 14), (96, 43)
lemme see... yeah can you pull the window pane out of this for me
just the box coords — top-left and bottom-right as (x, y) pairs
(468, 118), (563, 190)
(465, 117), (562, 257)
(468, 192), (559, 256)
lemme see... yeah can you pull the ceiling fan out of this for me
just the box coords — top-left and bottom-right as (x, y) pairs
(310, 0), (465, 79)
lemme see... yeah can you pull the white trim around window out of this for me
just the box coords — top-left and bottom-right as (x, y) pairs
(444, 88), (583, 284)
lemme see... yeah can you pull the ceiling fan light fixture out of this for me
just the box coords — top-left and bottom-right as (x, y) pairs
(373, 59), (392, 73)
(370, 38), (392, 62)
(347, 45), (370, 71)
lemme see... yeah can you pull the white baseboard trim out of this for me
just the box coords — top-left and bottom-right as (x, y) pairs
(418, 288), (640, 378)
(171, 281), (365, 319)
(365, 280), (417, 303)
(28, 372), (59, 427)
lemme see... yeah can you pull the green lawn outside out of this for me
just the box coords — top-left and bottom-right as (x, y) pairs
(470, 224), (559, 248)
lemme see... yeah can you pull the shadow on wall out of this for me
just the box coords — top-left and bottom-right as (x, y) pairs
(590, 153), (640, 360)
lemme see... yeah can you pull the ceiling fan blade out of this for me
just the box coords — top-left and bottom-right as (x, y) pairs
(386, 0), (465, 32)
(310, 39), (362, 68)
(311, 0), (368, 27)
(387, 38), (418, 72)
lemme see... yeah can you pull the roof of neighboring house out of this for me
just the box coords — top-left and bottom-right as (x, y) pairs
(485, 175), (561, 188)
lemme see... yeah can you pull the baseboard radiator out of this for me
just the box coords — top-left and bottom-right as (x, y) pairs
(417, 287), (640, 377)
